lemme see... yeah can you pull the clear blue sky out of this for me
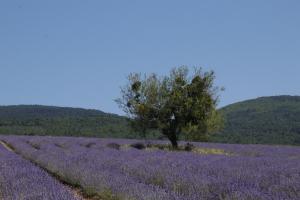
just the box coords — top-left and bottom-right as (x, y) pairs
(0, 0), (299, 115)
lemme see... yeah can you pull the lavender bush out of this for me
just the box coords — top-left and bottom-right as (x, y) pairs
(0, 142), (78, 200)
(1, 135), (299, 200)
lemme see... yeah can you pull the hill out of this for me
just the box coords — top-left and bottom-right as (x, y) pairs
(212, 96), (300, 145)
(0, 105), (135, 138)
(1, 95), (300, 145)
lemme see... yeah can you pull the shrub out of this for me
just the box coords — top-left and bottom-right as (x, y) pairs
(184, 143), (194, 151)
(130, 143), (146, 150)
(85, 142), (96, 148)
(106, 143), (121, 150)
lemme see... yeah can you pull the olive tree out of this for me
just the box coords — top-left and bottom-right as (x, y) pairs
(116, 66), (223, 148)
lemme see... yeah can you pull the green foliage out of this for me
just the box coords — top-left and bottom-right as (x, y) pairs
(212, 96), (300, 145)
(116, 66), (223, 147)
(0, 105), (134, 138)
(1, 97), (298, 146)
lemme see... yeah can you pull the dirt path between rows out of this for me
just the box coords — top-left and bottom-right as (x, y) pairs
(0, 140), (88, 200)
(0, 141), (14, 152)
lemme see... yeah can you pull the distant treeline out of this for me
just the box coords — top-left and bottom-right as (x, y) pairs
(0, 105), (136, 138)
(0, 95), (300, 145)
(212, 96), (300, 145)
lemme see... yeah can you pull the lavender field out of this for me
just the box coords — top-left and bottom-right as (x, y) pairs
(0, 136), (299, 200)
(0, 140), (79, 200)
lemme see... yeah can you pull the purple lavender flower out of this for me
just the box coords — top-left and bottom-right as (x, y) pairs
(1, 135), (299, 200)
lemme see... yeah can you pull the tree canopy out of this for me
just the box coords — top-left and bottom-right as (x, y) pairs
(116, 66), (223, 148)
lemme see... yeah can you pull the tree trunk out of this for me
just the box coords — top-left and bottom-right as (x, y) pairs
(162, 128), (179, 149)
(168, 134), (178, 149)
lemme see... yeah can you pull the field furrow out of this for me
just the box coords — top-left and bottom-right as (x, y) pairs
(1, 136), (299, 200)
(0, 141), (81, 200)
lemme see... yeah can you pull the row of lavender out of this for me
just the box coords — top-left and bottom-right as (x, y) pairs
(1, 135), (300, 200)
(0, 141), (78, 200)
